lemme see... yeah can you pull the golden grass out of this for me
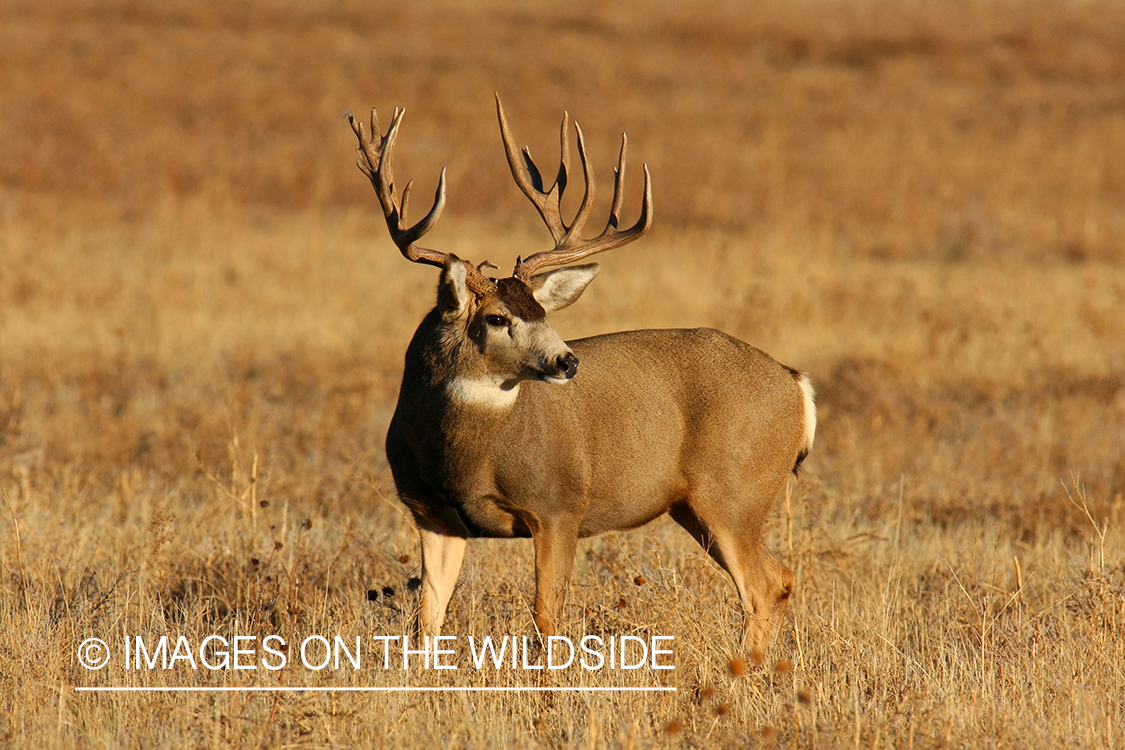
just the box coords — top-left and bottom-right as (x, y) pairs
(2, 0), (1124, 747)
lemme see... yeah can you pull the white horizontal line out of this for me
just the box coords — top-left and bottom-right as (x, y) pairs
(75, 686), (676, 693)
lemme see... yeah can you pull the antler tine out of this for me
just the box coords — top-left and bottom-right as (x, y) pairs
(498, 96), (653, 280)
(557, 110), (570, 194)
(567, 121), (596, 248)
(608, 133), (628, 227)
(349, 106), (497, 295)
(497, 95), (568, 244)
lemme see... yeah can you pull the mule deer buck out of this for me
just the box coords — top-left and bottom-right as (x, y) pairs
(348, 96), (815, 651)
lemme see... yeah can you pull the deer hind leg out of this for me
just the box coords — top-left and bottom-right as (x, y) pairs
(417, 524), (467, 637)
(531, 517), (581, 637)
(669, 502), (793, 653)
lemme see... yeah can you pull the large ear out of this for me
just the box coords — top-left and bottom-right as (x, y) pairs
(438, 254), (472, 320)
(527, 264), (600, 312)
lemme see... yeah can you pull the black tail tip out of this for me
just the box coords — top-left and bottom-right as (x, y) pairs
(792, 448), (809, 476)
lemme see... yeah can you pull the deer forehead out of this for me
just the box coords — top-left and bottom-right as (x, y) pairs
(480, 277), (546, 322)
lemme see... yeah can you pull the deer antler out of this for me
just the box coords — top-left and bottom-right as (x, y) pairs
(350, 107), (497, 295)
(496, 94), (653, 281)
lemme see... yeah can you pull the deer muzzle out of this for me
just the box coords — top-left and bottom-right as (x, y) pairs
(537, 352), (580, 384)
(557, 353), (579, 379)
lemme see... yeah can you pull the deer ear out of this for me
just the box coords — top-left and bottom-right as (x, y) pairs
(438, 254), (472, 320)
(528, 264), (600, 312)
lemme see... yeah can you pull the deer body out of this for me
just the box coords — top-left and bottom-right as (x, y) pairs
(350, 97), (815, 650)
(391, 327), (808, 539)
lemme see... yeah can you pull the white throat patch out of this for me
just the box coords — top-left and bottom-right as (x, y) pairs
(445, 376), (520, 409)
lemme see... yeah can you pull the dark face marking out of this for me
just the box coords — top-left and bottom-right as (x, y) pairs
(494, 277), (546, 321)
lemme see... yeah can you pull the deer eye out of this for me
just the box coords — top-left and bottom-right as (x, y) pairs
(485, 315), (509, 328)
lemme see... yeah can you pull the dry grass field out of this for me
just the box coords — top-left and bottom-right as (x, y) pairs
(2, 0), (1124, 747)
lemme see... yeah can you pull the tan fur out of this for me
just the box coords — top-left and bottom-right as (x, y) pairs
(386, 265), (813, 651)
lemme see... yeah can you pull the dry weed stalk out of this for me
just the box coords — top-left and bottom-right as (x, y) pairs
(1064, 477), (1109, 576)
(2, 488), (32, 613)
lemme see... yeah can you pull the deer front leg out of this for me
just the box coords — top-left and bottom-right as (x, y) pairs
(417, 525), (467, 637)
(531, 518), (580, 637)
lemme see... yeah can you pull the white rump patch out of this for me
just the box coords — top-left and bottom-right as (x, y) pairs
(446, 376), (520, 409)
(797, 373), (817, 453)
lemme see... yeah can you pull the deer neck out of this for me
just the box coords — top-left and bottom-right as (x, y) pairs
(397, 310), (520, 424)
(392, 313), (522, 494)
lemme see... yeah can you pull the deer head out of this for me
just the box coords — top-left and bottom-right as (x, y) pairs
(348, 96), (651, 402)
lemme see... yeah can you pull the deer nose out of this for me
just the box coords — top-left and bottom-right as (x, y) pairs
(557, 353), (579, 379)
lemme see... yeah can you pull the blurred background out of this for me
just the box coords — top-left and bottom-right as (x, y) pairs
(7, 0), (1125, 241)
(1, 0), (1123, 746)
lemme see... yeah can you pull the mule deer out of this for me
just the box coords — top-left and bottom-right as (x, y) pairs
(348, 96), (815, 651)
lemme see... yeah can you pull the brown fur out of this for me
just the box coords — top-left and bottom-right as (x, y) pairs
(386, 262), (814, 650)
(493, 277), (546, 320)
